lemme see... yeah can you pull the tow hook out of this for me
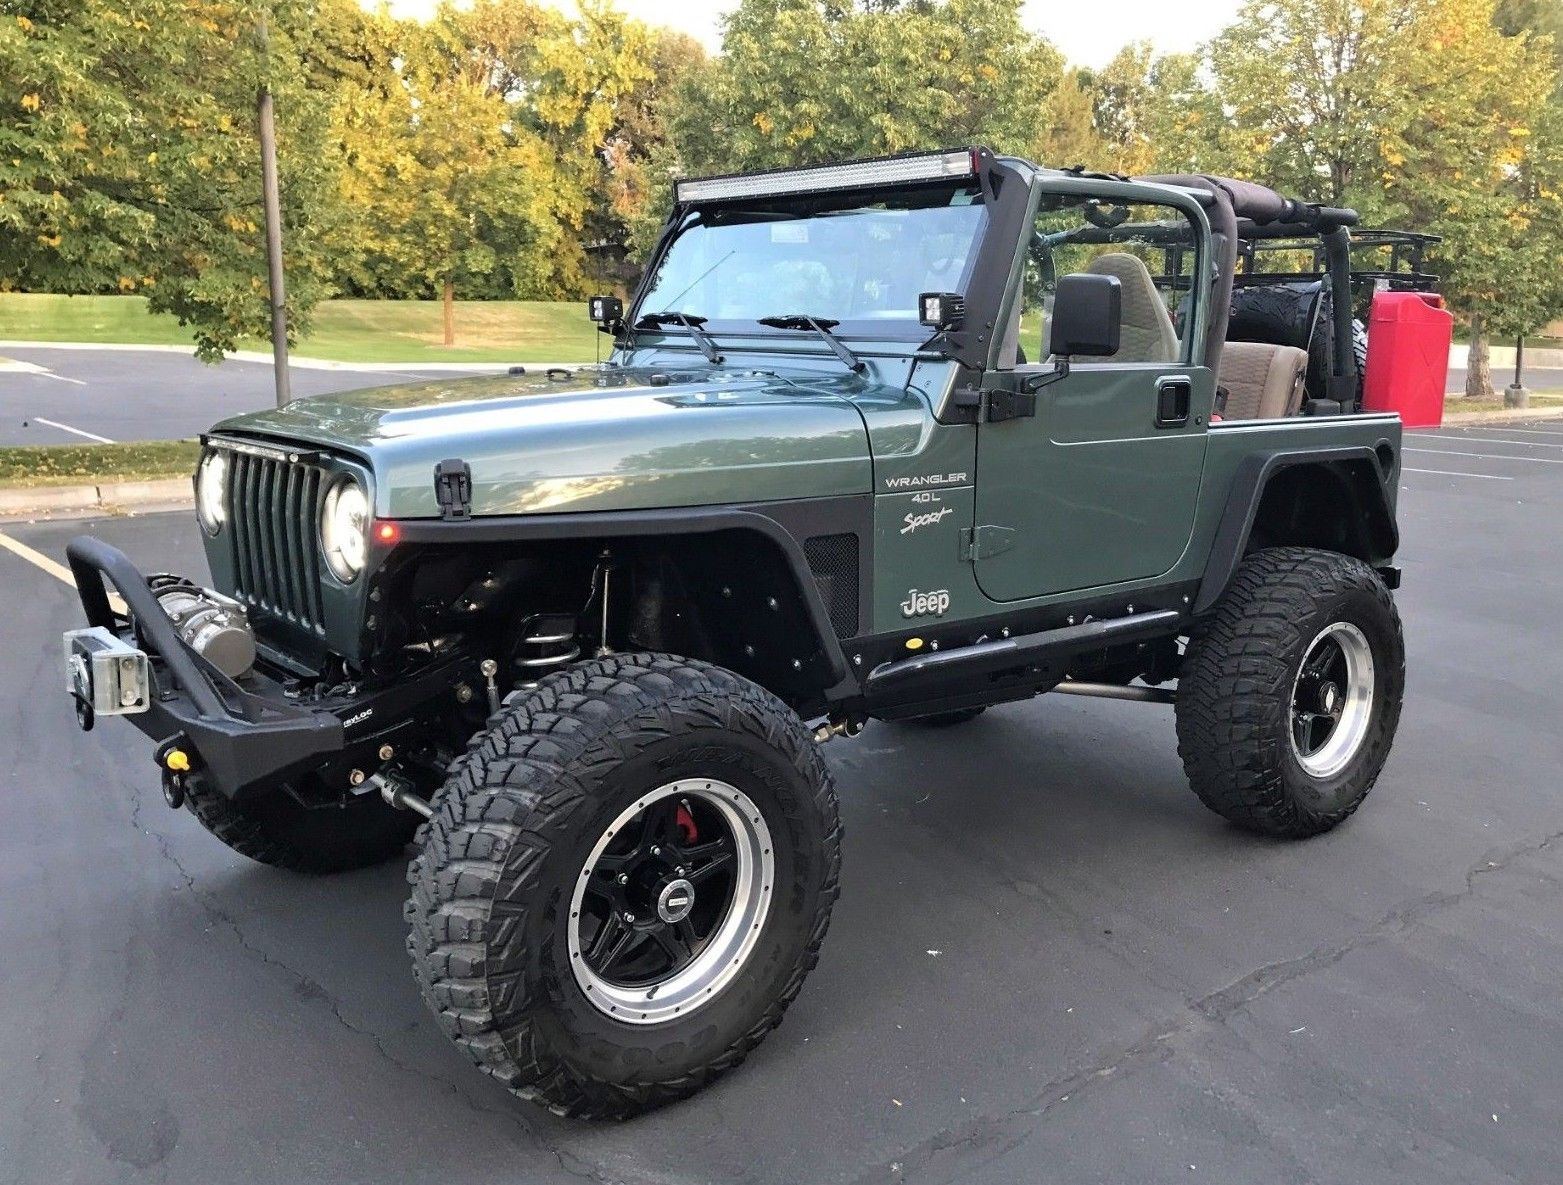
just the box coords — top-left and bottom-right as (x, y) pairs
(154, 737), (194, 809)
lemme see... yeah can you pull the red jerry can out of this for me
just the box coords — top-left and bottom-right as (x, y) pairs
(1361, 291), (1453, 428)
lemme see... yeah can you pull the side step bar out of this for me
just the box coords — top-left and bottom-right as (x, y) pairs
(863, 608), (1182, 710)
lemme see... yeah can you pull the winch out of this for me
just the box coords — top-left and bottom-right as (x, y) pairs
(150, 576), (257, 679)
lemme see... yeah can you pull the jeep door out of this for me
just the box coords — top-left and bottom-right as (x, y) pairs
(972, 186), (1214, 601)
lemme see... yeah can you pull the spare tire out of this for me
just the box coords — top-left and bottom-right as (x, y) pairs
(1228, 282), (1365, 403)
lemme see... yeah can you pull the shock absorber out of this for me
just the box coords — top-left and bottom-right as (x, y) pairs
(513, 613), (581, 689)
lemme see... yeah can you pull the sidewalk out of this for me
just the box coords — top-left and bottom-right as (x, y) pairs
(1448, 342), (1563, 368)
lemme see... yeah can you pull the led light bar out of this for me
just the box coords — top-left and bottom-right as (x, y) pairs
(675, 149), (979, 204)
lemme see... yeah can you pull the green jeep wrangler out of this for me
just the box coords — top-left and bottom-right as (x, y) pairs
(63, 148), (1406, 1118)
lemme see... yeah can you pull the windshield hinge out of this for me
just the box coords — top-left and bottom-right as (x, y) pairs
(434, 458), (472, 521)
(960, 525), (1016, 562)
(984, 389), (1037, 423)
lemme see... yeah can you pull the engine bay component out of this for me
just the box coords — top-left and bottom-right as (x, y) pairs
(152, 577), (257, 679)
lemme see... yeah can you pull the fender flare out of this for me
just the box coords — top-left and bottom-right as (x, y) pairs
(1193, 446), (1399, 614)
(390, 502), (856, 687)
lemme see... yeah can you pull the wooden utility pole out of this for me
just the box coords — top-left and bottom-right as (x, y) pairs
(257, 20), (291, 407)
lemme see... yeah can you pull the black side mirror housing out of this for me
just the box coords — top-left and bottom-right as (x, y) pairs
(1048, 273), (1121, 358)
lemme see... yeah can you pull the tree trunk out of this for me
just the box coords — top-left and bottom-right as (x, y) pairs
(1465, 310), (1494, 401)
(442, 278), (455, 347)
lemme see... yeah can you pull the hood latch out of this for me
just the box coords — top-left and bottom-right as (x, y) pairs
(434, 458), (473, 520)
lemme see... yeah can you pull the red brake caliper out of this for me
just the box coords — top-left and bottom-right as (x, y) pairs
(675, 800), (699, 844)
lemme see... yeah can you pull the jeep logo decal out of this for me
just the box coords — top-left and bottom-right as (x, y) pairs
(900, 588), (951, 618)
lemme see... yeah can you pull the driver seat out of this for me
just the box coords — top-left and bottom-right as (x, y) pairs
(1079, 253), (1179, 362)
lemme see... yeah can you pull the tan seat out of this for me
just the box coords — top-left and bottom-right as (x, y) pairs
(1075, 253), (1179, 363)
(1218, 341), (1308, 419)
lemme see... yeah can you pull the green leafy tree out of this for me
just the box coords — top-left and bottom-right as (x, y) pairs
(317, 0), (661, 315)
(1084, 44), (1228, 176)
(0, 0), (338, 359)
(1207, 0), (1557, 399)
(662, 0), (1067, 173)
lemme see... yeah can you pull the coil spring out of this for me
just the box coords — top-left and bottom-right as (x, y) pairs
(514, 614), (581, 689)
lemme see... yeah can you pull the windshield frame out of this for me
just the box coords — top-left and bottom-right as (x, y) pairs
(625, 152), (1034, 369)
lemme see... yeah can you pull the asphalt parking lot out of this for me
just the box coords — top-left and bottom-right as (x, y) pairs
(0, 347), (512, 446)
(2, 422), (1562, 1184)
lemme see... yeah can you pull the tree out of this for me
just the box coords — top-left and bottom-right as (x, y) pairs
(1207, 0), (1557, 400)
(1084, 44), (1228, 176)
(315, 0), (663, 316)
(0, 0), (339, 359)
(324, 15), (554, 340)
(662, 0), (1067, 174)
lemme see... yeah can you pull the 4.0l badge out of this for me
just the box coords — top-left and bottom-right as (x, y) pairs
(900, 588), (951, 619)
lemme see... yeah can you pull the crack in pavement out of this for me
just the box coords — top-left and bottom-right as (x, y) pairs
(121, 777), (632, 1185)
(851, 827), (1563, 1185)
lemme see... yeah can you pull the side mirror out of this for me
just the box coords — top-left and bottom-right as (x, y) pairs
(1048, 273), (1121, 358)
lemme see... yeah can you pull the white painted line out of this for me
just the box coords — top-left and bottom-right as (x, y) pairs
(0, 358), (86, 384)
(0, 528), (127, 613)
(1446, 426), (1563, 437)
(1402, 467), (1513, 481)
(1404, 448), (1563, 465)
(30, 417), (115, 444)
(1407, 433), (1563, 450)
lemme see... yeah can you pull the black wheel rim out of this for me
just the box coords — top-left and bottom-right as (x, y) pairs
(1289, 621), (1375, 778)
(568, 780), (774, 1023)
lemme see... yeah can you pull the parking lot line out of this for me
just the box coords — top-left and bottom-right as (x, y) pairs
(1407, 433), (1563, 450)
(1401, 467), (1513, 480)
(0, 527), (79, 585)
(1404, 447), (1563, 464)
(30, 417), (115, 444)
(1444, 426), (1563, 437)
(0, 528), (126, 613)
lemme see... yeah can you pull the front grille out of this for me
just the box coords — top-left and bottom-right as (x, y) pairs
(222, 447), (328, 634)
(804, 532), (859, 637)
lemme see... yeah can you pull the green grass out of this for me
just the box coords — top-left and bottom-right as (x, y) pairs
(0, 440), (201, 488)
(0, 293), (600, 363)
(1445, 390), (1563, 413)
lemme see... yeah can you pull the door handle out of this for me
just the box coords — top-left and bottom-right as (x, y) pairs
(1155, 378), (1192, 428)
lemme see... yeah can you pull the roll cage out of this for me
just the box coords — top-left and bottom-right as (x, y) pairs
(635, 149), (1383, 410)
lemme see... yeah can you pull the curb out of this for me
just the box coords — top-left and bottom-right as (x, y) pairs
(1440, 406), (1563, 426)
(0, 477), (191, 517)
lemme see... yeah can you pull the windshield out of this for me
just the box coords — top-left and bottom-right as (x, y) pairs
(637, 182), (989, 339)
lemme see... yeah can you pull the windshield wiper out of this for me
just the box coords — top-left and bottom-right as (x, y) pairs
(756, 314), (865, 374)
(635, 311), (724, 364)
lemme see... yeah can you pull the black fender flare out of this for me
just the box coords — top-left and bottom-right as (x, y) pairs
(390, 501), (856, 687)
(1193, 446), (1399, 614)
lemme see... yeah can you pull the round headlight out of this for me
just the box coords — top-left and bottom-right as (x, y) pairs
(196, 451), (228, 534)
(320, 478), (369, 582)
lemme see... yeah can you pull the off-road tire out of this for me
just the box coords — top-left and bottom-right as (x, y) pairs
(899, 707), (987, 728)
(405, 652), (841, 1119)
(1176, 547), (1404, 838)
(183, 778), (419, 873)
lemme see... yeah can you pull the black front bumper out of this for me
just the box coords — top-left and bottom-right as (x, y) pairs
(67, 537), (345, 797)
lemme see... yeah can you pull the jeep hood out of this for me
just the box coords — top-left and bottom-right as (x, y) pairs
(212, 365), (879, 518)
